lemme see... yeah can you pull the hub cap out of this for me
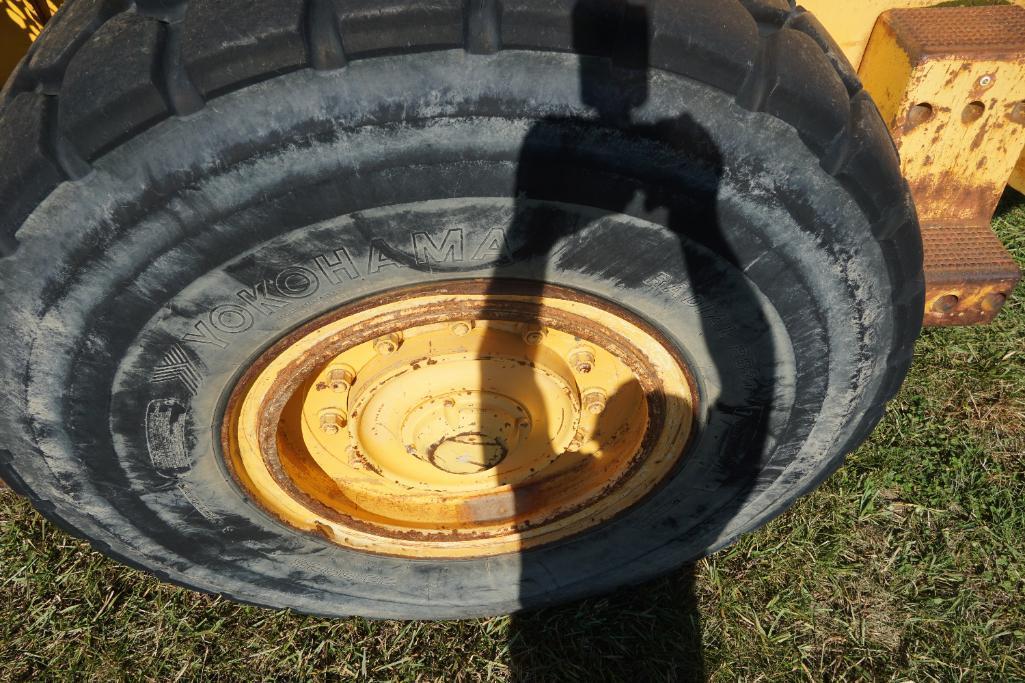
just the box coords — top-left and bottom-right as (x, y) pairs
(222, 281), (696, 558)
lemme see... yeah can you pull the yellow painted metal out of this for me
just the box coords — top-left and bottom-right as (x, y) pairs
(861, 7), (1025, 227)
(223, 283), (696, 558)
(799, 0), (1025, 204)
(1, 2), (49, 82)
(799, 0), (940, 69)
(859, 6), (1025, 325)
(1012, 152), (1025, 194)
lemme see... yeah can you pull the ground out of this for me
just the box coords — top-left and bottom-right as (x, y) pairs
(1, 193), (1023, 682)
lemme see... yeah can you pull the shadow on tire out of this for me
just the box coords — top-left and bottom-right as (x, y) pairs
(493, 2), (773, 679)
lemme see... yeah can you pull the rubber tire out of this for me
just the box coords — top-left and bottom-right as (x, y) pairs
(0, 0), (924, 619)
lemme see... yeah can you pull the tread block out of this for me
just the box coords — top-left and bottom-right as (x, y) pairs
(182, 0), (308, 97)
(134, 0), (189, 14)
(649, 0), (759, 93)
(332, 0), (463, 58)
(752, 28), (850, 156)
(834, 91), (905, 224)
(786, 10), (861, 95)
(0, 57), (34, 112)
(59, 13), (171, 161)
(0, 93), (64, 251)
(28, 0), (131, 85)
(499, 0), (623, 54)
(738, 0), (794, 26)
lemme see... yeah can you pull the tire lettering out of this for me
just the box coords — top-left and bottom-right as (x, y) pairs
(274, 266), (320, 299)
(314, 247), (361, 284)
(169, 229), (513, 358)
(237, 280), (289, 316)
(413, 228), (464, 264)
(183, 319), (229, 349)
(367, 239), (400, 273)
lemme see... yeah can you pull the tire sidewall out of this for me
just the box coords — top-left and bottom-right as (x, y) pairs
(0, 51), (889, 617)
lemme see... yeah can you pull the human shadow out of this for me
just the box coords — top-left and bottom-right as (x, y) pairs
(475, 2), (777, 680)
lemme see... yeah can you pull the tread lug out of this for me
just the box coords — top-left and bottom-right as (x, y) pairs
(182, 0), (308, 97)
(649, 0), (759, 94)
(333, 0), (463, 58)
(27, 0), (131, 86)
(745, 27), (851, 156)
(60, 13), (171, 160)
(0, 93), (64, 252)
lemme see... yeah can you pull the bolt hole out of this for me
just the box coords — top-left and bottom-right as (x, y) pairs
(933, 294), (960, 313)
(982, 292), (1007, 313)
(907, 103), (934, 128)
(962, 101), (985, 125)
(1011, 101), (1025, 125)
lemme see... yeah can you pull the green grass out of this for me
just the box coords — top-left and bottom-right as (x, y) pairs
(3, 194), (1025, 682)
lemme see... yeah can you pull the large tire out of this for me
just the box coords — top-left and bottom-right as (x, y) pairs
(0, 0), (923, 619)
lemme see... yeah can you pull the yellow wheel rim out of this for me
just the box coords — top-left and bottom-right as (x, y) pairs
(222, 281), (697, 558)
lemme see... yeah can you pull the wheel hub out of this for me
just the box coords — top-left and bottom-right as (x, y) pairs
(222, 281), (697, 558)
(402, 390), (528, 475)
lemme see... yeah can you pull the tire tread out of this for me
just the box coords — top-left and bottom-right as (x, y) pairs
(0, 0), (925, 592)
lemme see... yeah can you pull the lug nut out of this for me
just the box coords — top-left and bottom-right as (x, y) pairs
(374, 332), (402, 355)
(328, 365), (356, 393)
(319, 409), (347, 434)
(522, 324), (547, 346)
(451, 321), (474, 337)
(569, 346), (596, 374)
(582, 388), (608, 415)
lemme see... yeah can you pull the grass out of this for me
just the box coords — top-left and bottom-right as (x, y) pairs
(2, 192), (1025, 682)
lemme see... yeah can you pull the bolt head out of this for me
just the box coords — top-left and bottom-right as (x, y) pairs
(569, 347), (597, 374)
(374, 333), (402, 355)
(319, 410), (347, 434)
(328, 366), (355, 393)
(522, 325), (547, 346)
(582, 388), (607, 415)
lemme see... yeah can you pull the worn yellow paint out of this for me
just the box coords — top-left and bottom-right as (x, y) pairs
(224, 286), (695, 558)
(860, 6), (1025, 324)
(857, 19), (917, 130)
(861, 8), (1025, 226)
(1012, 154), (1025, 194)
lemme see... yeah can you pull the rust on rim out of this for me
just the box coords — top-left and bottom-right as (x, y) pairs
(221, 281), (698, 558)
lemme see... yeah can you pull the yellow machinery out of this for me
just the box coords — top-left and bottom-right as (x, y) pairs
(803, 0), (1025, 326)
(3, 0), (1025, 326)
